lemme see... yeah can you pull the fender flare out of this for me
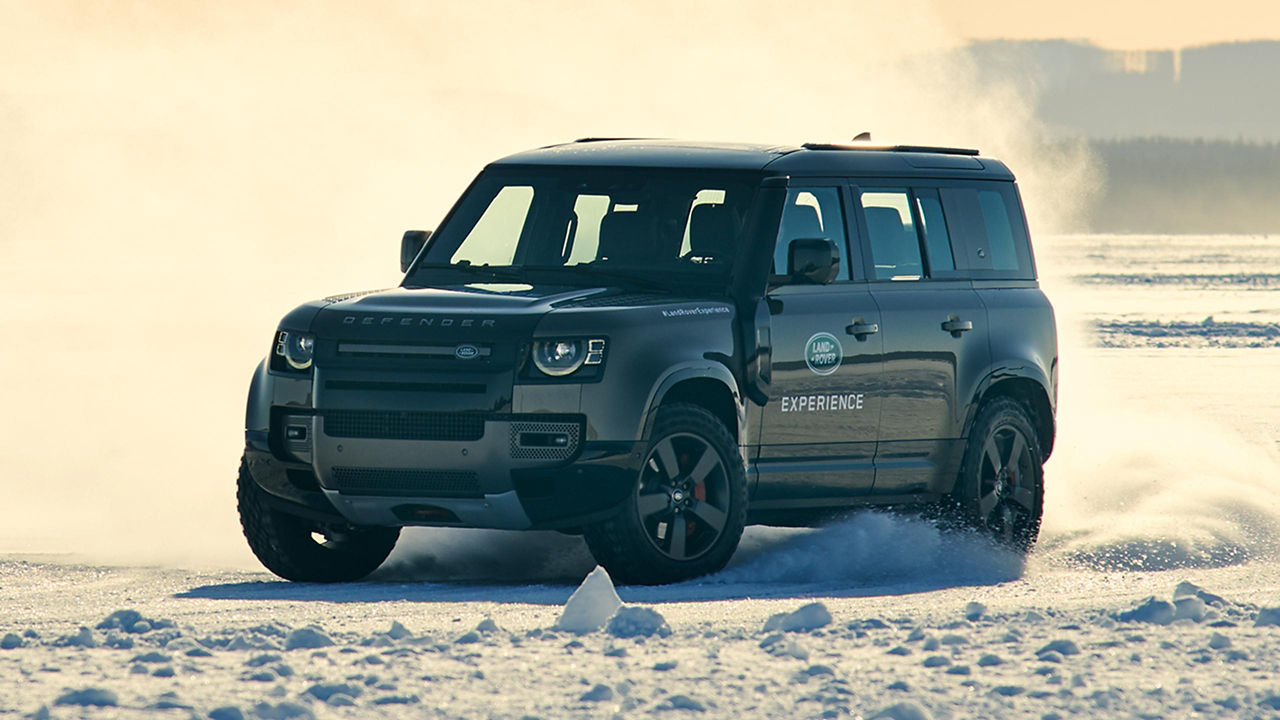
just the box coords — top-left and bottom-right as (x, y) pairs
(637, 363), (745, 447)
(963, 361), (1057, 457)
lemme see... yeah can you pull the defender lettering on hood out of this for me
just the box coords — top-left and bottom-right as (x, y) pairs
(341, 314), (498, 328)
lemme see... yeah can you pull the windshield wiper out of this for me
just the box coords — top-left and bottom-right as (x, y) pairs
(413, 263), (526, 282)
(523, 264), (673, 292)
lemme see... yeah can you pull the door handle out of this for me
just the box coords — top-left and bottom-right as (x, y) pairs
(845, 318), (879, 340)
(941, 315), (973, 337)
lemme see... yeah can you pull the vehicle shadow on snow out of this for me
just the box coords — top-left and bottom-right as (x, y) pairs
(179, 512), (1026, 605)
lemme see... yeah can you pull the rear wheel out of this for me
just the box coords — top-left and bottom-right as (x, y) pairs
(947, 397), (1044, 551)
(237, 456), (400, 582)
(585, 403), (747, 585)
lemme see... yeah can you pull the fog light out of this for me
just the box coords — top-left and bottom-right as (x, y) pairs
(520, 432), (570, 448)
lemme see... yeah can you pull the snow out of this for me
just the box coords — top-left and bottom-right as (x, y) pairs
(3, 234), (1280, 718)
(554, 565), (623, 634)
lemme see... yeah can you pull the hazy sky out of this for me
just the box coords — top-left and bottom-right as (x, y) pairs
(934, 0), (1280, 49)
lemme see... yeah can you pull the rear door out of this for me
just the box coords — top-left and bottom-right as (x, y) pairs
(854, 184), (991, 497)
(754, 181), (884, 506)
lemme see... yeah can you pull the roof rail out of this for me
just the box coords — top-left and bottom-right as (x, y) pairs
(801, 142), (980, 157)
(573, 137), (652, 143)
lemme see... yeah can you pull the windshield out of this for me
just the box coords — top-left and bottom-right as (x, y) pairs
(409, 168), (757, 289)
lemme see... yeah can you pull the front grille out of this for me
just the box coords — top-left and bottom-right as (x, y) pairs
(328, 467), (482, 497)
(322, 410), (485, 442)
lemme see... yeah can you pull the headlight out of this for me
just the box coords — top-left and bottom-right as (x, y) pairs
(531, 338), (606, 378)
(275, 331), (316, 371)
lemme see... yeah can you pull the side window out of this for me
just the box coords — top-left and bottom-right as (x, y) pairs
(860, 189), (922, 280)
(772, 187), (848, 280)
(450, 185), (534, 266)
(914, 189), (955, 273)
(937, 184), (1034, 279)
(978, 190), (1019, 272)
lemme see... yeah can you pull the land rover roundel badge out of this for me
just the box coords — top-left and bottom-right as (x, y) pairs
(455, 344), (480, 359)
(804, 332), (842, 376)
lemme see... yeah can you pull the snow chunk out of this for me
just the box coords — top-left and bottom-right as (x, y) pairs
(1037, 639), (1080, 656)
(475, 618), (500, 634)
(54, 688), (118, 707)
(1, 633), (22, 649)
(97, 609), (172, 634)
(1173, 596), (1206, 622)
(606, 606), (670, 638)
(252, 701), (314, 719)
(579, 684), (613, 702)
(1116, 597), (1175, 625)
(1254, 607), (1280, 627)
(555, 566), (622, 634)
(387, 621), (412, 640)
(53, 627), (96, 648)
(285, 626), (334, 650)
(964, 602), (986, 621)
(1209, 632), (1231, 649)
(660, 695), (706, 712)
(762, 602), (832, 633)
(869, 701), (933, 720)
(208, 706), (244, 720)
(306, 683), (363, 702)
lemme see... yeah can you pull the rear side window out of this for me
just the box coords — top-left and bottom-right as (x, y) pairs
(860, 189), (922, 280)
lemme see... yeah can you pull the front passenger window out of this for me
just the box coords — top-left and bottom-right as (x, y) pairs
(772, 187), (848, 280)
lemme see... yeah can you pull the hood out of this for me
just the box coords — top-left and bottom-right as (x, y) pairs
(311, 284), (605, 341)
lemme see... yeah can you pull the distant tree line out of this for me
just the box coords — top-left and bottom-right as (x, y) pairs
(1088, 138), (1280, 234)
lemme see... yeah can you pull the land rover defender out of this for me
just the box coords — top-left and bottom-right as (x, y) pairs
(238, 139), (1057, 584)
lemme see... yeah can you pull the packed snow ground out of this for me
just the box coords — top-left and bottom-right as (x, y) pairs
(5, 234), (1280, 719)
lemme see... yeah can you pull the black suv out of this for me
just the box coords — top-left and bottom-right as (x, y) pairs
(238, 139), (1057, 584)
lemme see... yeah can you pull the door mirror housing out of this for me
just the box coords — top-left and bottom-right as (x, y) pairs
(787, 237), (840, 284)
(400, 230), (432, 272)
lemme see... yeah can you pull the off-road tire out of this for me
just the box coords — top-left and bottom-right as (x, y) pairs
(946, 397), (1044, 551)
(584, 403), (748, 585)
(237, 456), (400, 582)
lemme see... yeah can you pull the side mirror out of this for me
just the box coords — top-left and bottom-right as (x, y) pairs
(400, 230), (432, 272)
(787, 237), (840, 284)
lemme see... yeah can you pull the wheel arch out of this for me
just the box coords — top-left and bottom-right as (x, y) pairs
(640, 365), (744, 448)
(967, 370), (1056, 460)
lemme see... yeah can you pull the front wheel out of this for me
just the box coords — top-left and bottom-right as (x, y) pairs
(584, 403), (748, 585)
(947, 397), (1045, 551)
(237, 457), (400, 582)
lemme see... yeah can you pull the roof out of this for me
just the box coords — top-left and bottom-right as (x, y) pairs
(490, 139), (1014, 180)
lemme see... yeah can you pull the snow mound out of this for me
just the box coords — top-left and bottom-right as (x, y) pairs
(555, 566), (622, 634)
(1116, 597), (1175, 625)
(284, 626), (334, 650)
(762, 602), (832, 633)
(97, 609), (172, 634)
(606, 606), (670, 638)
(1254, 607), (1280, 627)
(869, 701), (933, 720)
(54, 688), (118, 707)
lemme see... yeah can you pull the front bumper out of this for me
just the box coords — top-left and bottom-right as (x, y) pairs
(245, 412), (641, 530)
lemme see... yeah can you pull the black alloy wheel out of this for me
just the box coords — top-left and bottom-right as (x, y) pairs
(950, 397), (1044, 551)
(585, 403), (747, 584)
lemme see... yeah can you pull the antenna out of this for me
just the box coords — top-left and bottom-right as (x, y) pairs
(852, 131), (872, 142)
